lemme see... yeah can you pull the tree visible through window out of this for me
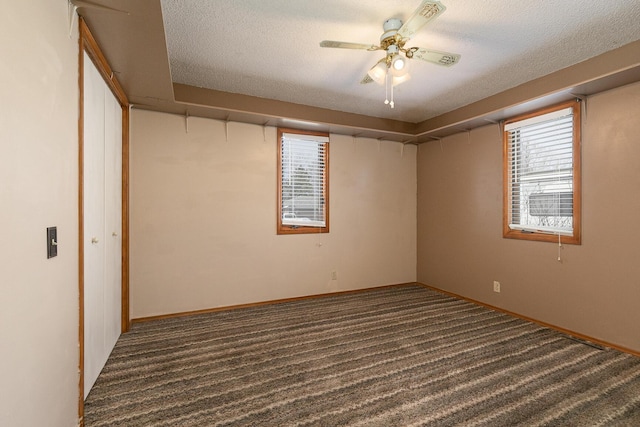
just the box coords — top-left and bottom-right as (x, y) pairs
(277, 128), (329, 235)
(503, 100), (581, 244)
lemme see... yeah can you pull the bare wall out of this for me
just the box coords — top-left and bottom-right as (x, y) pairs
(417, 81), (640, 353)
(130, 110), (417, 318)
(0, 1), (80, 426)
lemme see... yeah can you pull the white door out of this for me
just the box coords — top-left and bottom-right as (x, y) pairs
(104, 77), (122, 353)
(83, 51), (122, 398)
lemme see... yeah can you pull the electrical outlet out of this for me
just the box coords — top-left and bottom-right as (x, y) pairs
(493, 281), (501, 293)
(331, 271), (337, 280)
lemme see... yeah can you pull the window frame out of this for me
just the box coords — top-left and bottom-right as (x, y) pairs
(277, 127), (330, 235)
(502, 100), (582, 244)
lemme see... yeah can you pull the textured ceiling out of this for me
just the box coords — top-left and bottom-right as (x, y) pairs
(160, 0), (640, 123)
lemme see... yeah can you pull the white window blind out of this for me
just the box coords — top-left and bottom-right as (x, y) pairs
(280, 132), (328, 228)
(506, 107), (575, 236)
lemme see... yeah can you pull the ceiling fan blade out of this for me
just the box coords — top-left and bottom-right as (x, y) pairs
(398, 1), (447, 40)
(412, 48), (460, 66)
(320, 40), (378, 50)
(360, 74), (374, 84)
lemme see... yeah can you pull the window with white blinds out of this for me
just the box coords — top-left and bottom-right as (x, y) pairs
(277, 128), (329, 234)
(503, 100), (581, 244)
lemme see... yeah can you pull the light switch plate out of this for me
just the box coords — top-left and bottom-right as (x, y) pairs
(47, 226), (57, 259)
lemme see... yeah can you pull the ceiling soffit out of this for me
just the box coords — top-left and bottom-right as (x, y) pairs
(77, 1), (640, 142)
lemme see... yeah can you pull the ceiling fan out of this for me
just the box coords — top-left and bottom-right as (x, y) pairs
(319, 0), (460, 108)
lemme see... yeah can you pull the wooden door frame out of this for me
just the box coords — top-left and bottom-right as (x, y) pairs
(78, 17), (130, 425)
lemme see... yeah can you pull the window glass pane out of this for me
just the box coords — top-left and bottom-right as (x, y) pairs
(508, 113), (574, 234)
(277, 128), (329, 234)
(281, 138), (326, 226)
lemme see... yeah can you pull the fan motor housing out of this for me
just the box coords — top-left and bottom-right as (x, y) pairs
(380, 18), (403, 43)
(383, 18), (402, 32)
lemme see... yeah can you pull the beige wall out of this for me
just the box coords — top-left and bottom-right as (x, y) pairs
(417, 81), (640, 353)
(130, 111), (417, 318)
(0, 2), (80, 426)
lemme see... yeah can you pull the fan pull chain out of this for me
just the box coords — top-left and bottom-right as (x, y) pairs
(390, 79), (395, 108)
(557, 233), (562, 262)
(384, 72), (390, 105)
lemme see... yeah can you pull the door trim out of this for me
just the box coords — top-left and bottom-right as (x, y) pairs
(78, 17), (130, 425)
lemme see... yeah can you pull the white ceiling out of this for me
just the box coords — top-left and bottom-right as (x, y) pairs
(160, 0), (640, 124)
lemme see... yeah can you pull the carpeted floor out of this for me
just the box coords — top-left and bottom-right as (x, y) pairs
(84, 284), (640, 426)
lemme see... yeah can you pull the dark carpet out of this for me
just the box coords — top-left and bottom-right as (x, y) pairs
(84, 284), (640, 426)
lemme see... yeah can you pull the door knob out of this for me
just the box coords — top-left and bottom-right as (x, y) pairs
(91, 237), (99, 244)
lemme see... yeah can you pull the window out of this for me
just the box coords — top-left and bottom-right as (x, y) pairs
(277, 128), (329, 235)
(503, 100), (581, 244)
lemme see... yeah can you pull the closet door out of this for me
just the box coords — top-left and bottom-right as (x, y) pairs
(103, 79), (122, 354)
(83, 51), (122, 398)
(83, 51), (106, 397)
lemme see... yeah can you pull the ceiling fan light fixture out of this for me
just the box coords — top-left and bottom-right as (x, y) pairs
(392, 55), (406, 71)
(390, 54), (409, 78)
(392, 73), (411, 86)
(367, 61), (387, 85)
